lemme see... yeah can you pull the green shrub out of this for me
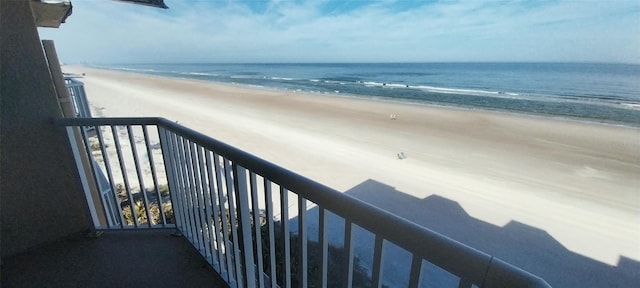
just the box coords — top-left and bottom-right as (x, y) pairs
(122, 201), (173, 226)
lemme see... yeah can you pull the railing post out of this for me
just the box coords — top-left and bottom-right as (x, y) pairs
(78, 125), (117, 230)
(54, 67), (106, 228)
(64, 126), (101, 228)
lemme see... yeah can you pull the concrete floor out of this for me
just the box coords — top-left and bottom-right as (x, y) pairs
(1, 230), (229, 288)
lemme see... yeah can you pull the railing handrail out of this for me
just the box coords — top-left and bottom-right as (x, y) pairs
(55, 117), (551, 288)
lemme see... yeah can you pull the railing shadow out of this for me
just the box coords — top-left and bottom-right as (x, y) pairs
(340, 179), (639, 288)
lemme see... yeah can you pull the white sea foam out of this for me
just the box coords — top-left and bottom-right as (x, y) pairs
(414, 85), (498, 95)
(230, 75), (259, 79)
(621, 103), (640, 110)
(360, 80), (520, 100)
(115, 67), (158, 73)
(184, 72), (214, 76)
(363, 81), (410, 88)
(385, 83), (410, 88)
(363, 81), (385, 86)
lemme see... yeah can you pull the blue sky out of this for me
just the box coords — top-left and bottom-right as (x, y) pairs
(39, 0), (640, 64)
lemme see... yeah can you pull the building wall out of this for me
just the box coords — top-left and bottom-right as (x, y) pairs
(1, 0), (91, 257)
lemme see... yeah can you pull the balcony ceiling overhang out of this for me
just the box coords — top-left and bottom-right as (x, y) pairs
(31, 0), (168, 29)
(114, 0), (168, 9)
(31, 0), (73, 28)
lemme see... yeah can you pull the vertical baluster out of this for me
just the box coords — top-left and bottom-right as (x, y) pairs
(250, 173), (265, 288)
(371, 236), (385, 288)
(342, 220), (354, 288)
(298, 197), (308, 288)
(264, 180), (277, 288)
(281, 187), (291, 288)
(319, 207), (328, 288)
(170, 133), (187, 232)
(188, 142), (206, 253)
(408, 255), (423, 288)
(196, 145), (213, 260)
(234, 164), (256, 287)
(96, 125), (125, 229)
(182, 139), (199, 245)
(204, 150), (224, 272)
(187, 140), (202, 244)
(143, 125), (166, 226)
(213, 154), (236, 284)
(127, 125), (153, 228)
(173, 133), (193, 241)
(213, 153), (234, 283)
(225, 158), (244, 287)
(111, 125), (138, 228)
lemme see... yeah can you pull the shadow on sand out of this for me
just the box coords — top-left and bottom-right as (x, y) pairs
(325, 179), (639, 288)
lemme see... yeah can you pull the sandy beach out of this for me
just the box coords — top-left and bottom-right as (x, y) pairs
(63, 66), (639, 287)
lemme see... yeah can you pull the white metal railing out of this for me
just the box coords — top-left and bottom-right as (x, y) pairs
(64, 77), (92, 118)
(57, 117), (552, 288)
(61, 118), (174, 229)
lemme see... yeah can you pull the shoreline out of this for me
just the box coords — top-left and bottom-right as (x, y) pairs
(295, 87), (640, 129)
(63, 65), (639, 286)
(79, 65), (640, 129)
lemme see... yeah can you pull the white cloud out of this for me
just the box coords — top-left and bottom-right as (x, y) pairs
(39, 0), (640, 63)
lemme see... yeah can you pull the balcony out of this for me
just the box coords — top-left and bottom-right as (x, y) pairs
(5, 113), (547, 288)
(1, 4), (551, 286)
(2, 73), (551, 287)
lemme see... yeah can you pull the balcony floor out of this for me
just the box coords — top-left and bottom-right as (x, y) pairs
(1, 230), (229, 288)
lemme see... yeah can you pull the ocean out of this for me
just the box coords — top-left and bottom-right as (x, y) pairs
(99, 63), (640, 126)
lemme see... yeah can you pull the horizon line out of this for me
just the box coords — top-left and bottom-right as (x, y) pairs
(70, 61), (640, 66)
